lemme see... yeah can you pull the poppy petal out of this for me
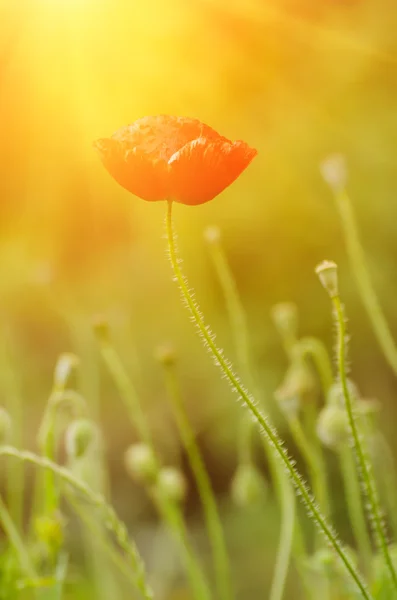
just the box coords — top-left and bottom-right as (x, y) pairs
(94, 138), (169, 201)
(112, 116), (220, 162)
(168, 138), (258, 205)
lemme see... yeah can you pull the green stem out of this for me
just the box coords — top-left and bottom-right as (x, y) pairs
(335, 189), (397, 377)
(97, 340), (152, 447)
(332, 295), (397, 591)
(288, 416), (329, 518)
(0, 446), (153, 600)
(96, 334), (211, 600)
(206, 225), (297, 599)
(166, 199), (372, 600)
(151, 489), (212, 600)
(374, 434), (397, 538)
(65, 490), (140, 588)
(162, 362), (232, 600)
(0, 493), (37, 580)
(297, 337), (334, 394)
(339, 445), (372, 576)
(0, 340), (24, 532)
(268, 472), (296, 600)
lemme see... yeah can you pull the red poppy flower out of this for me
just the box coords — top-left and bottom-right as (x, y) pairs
(94, 115), (257, 205)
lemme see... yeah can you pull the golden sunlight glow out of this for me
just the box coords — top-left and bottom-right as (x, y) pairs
(0, 0), (392, 281)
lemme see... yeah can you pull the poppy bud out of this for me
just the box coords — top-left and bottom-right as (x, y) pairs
(157, 467), (187, 503)
(231, 463), (268, 507)
(203, 225), (221, 245)
(271, 302), (299, 341)
(319, 154), (347, 193)
(53, 353), (79, 390)
(0, 407), (12, 444)
(124, 443), (158, 485)
(316, 404), (349, 450)
(154, 344), (176, 367)
(34, 512), (65, 556)
(315, 260), (339, 299)
(65, 419), (99, 460)
(275, 359), (316, 416)
(327, 380), (360, 408)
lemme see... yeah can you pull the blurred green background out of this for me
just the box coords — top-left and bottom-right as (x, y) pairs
(1, 0), (397, 596)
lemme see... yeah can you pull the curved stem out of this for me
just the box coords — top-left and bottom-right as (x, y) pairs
(297, 337), (334, 394)
(166, 200), (372, 600)
(0, 446), (153, 600)
(332, 296), (397, 591)
(335, 189), (397, 377)
(162, 363), (232, 600)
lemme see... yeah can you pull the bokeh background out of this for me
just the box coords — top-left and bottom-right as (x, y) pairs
(1, 0), (397, 597)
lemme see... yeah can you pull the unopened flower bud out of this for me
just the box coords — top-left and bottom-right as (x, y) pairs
(53, 353), (79, 390)
(154, 344), (176, 367)
(327, 380), (360, 408)
(65, 419), (99, 460)
(275, 359), (316, 416)
(157, 467), (187, 503)
(203, 225), (221, 245)
(319, 154), (347, 193)
(231, 463), (268, 507)
(271, 302), (298, 341)
(0, 407), (12, 444)
(124, 443), (158, 485)
(315, 260), (339, 299)
(317, 405), (349, 450)
(34, 512), (65, 555)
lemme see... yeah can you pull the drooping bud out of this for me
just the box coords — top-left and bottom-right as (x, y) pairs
(0, 407), (12, 444)
(65, 419), (99, 460)
(327, 380), (360, 408)
(319, 154), (347, 193)
(231, 463), (268, 507)
(271, 302), (298, 341)
(157, 466), (187, 503)
(34, 512), (65, 556)
(275, 359), (316, 416)
(203, 225), (221, 245)
(315, 260), (339, 299)
(124, 443), (158, 485)
(316, 404), (349, 450)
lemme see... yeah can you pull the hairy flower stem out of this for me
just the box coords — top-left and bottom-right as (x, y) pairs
(166, 200), (372, 600)
(96, 335), (211, 600)
(332, 295), (397, 591)
(339, 445), (372, 576)
(0, 447), (153, 600)
(287, 416), (329, 519)
(298, 336), (370, 571)
(335, 188), (397, 377)
(205, 232), (298, 600)
(162, 361), (232, 600)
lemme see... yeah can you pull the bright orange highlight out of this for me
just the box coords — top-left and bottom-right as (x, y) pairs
(94, 115), (257, 205)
